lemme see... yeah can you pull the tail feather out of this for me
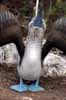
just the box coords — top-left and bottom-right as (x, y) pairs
(54, 17), (66, 33)
(0, 11), (19, 31)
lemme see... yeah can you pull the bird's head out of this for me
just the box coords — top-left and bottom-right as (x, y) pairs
(28, 0), (46, 40)
(32, 6), (43, 28)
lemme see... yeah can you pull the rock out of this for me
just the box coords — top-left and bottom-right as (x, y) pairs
(0, 43), (20, 65)
(42, 53), (66, 77)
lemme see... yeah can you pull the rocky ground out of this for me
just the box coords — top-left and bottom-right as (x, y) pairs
(0, 63), (66, 100)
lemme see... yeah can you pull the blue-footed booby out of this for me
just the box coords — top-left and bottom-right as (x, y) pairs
(10, 0), (46, 92)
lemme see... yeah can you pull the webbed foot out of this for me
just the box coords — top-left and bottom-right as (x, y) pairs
(29, 80), (44, 92)
(10, 80), (28, 92)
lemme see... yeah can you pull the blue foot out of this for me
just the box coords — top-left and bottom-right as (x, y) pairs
(29, 81), (44, 92)
(10, 81), (28, 92)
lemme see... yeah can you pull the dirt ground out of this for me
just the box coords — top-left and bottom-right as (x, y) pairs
(0, 64), (66, 100)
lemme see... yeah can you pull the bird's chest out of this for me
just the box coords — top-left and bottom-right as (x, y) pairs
(23, 41), (41, 64)
(21, 41), (42, 80)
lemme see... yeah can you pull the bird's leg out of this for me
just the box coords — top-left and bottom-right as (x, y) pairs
(10, 78), (28, 92)
(29, 79), (44, 92)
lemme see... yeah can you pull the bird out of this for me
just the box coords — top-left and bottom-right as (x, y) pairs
(10, 0), (46, 92)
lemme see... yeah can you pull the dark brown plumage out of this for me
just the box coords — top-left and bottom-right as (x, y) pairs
(42, 17), (66, 61)
(0, 10), (25, 64)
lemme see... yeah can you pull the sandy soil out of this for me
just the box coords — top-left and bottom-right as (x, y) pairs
(0, 64), (66, 100)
